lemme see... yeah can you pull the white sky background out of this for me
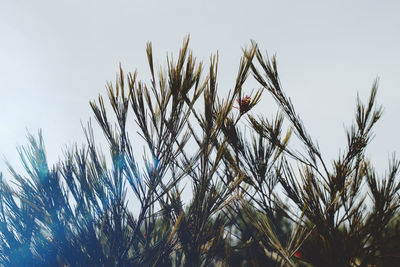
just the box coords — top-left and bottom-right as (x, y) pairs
(1, 0), (400, 177)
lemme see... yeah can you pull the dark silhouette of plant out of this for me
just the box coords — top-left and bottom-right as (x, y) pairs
(234, 47), (400, 266)
(0, 36), (399, 267)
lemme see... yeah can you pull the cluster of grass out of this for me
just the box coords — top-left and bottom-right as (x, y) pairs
(1, 37), (399, 266)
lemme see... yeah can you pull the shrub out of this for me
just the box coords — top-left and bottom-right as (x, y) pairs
(1, 37), (399, 266)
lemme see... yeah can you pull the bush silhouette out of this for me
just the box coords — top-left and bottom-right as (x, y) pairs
(1, 37), (399, 266)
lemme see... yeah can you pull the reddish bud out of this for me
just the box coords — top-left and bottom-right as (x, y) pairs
(294, 250), (303, 259)
(234, 95), (252, 114)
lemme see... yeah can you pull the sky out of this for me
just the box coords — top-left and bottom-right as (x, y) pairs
(1, 0), (400, 176)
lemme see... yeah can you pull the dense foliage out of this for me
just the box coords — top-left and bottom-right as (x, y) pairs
(1, 37), (400, 266)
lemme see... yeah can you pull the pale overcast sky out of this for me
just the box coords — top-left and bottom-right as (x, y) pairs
(1, 0), (400, 174)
